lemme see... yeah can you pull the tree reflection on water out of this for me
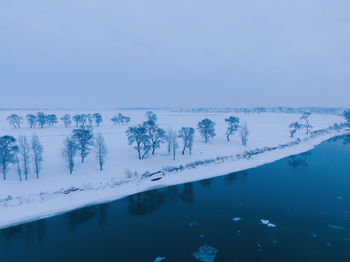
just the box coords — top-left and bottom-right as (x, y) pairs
(288, 152), (311, 167)
(1, 220), (47, 247)
(128, 183), (195, 215)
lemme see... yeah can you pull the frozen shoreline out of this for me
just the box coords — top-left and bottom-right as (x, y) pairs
(0, 126), (348, 230)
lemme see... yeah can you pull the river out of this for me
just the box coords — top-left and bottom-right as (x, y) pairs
(1, 135), (350, 261)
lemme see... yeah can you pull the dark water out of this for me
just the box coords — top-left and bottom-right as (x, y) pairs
(1, 135), (350, 262)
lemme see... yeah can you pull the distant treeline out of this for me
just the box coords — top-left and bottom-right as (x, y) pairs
(175, 107), (347, 115)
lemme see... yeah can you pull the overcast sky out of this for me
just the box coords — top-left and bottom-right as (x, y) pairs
(1, 0), (349, 108)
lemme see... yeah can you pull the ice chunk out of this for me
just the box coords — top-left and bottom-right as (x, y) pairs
(260, 219), (276, 228)
(193, 244), (218, 262)
(329, 225), (345, 230)
(154, 257), (166, 262)
(189, 220), (199, 227)
(257, 243), (262, 252)
(232, 217), (242, 222)
(260, 219), (269, 225)
(309, 232), (318, 238)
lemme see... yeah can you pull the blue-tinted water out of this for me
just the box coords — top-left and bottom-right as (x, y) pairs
(1, 135), (350, 262)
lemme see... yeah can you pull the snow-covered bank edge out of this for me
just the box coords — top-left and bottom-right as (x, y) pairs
(0, 126), (349, 230)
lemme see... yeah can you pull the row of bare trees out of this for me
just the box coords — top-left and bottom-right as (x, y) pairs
(0, 135), (43, 180)
(0, 128), (108, 180)
(62, 129), (107, 174)
(6, 112), (130, 129)
(126, 112), (249, 160)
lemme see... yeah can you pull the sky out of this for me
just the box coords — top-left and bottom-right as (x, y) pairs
(1, 0), (350, 108)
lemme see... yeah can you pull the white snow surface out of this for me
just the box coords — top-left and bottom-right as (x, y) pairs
(0, 109), (347, 229)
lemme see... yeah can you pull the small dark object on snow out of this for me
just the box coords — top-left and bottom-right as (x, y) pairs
(63, 187), (80, 194)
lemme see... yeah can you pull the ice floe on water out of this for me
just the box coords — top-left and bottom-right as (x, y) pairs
(189, 220), (199, 227)
(193, 244), (218, 262)
(257, 243), (262, 252)
(309, 232), (318, 238)
(232, 217), (242, 222)
(336, 196), (343, 200)
(260, 219), (269, 225)
(260, 219), (276, 228)
(329, 225), (345, 230)
(154, 256), (166, 262)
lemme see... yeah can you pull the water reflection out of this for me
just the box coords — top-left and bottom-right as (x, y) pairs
(288, 152), (311, 167)
(225, 170), (248, 184)
(343, 134), (350, 145)
(68, 207), (97, 231)
(179, 183), (194, 203)
(128, 190), (165, 215)
(127, 183), (195, 215)
(328, 134), (350, 144)
(25, 223), (35, 247)
(98, 204), (109, 229)
(1, 220), (47, 246)
(1, 224), (23, 244)
(199, 178), (212, 187)
(37, 220), (47, 244)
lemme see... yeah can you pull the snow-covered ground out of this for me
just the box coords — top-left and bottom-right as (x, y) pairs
(0, 109), (347, 229)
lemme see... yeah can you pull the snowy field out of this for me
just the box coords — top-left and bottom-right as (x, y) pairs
(0, 109), (347, 229)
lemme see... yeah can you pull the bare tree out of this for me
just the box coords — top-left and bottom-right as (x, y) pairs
(166, 129), (178, 160)
(178, 127), (195, 155)
(239, 123), (249, 146)
(289, 122), (302, 138)
(126, 125), (150, 159)
(93, 113), (103, 127)
(14, 147), (22, 181)
(31, 135), (43, 179)
(122, 115), (131, 125)
(80, 114), (88, 127)
(172, 133), (178, 161)
(26, 114), (37, 128)
(7, 114), (23, 128)
(166, 128), (175, 156)
(18, 135), (31, 180)
(111, 115), (118, 125)
(94, 133), (107, 171)
(62, 136), (77, 174)
(73, 115), (81, 127)
(225, 116), (240, 141)
(47, 114), (58, 127)
(197, 118), (216, 143)
(300, 112), (312, 134)
(0, 136), (18, 180)
(144, 111), (165, 155)
(72, 129), (94, 163)
(87, 114), (93, 126)
(60, 114), (72, 128)
(36, 112), (47, 128)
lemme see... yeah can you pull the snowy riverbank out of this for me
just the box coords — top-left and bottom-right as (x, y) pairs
(0, 110), (347, 229)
